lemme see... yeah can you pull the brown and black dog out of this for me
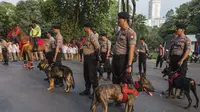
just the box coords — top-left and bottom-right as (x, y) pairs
(163, 68), (199, 109)
(90, 76), (154, 112)
(37, 59), (75, 93)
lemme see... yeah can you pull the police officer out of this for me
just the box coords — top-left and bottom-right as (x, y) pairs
(112, 12), (137, 84)
(98, 33), (112, 80)
(53, 25), (63, 66)
(169, 23), (191, 98)
(169, 23), (191, 76)
(138, 38), (149, 76)
(79, 22), (100, 99)
(0, 39), (9, 65)
(52, 25), (63, 87)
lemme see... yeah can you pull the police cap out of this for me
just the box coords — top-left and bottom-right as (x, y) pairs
(118, 12), (129, 20)
(101, 33), (107, 37)
(176, 23), (186, 30)
(53, 25), (61, 29)
(84, 22), (93, 28)
(32, 20), (38, 24)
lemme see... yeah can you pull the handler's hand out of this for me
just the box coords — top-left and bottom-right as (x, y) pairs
(126, 67), (132, 73)
(178, 60), (183, 66)
(53, 57), (56, 62)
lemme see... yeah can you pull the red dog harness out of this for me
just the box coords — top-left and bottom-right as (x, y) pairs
(122, 83), (139, 102)
(168, 72), (179, 85)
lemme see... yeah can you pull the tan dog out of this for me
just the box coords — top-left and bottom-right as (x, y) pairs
(37, 59), (75, 92)
(91, 76), (154, 112)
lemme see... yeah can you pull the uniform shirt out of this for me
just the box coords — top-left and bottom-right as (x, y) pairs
(33, 25), (41, 37)
(170, 36), (191, 56)
(138, 43), (148, 54)
(49, 36), (55, 48)
(83, 32), (100, 55)
(100, 39), (111, 53)
(1, 39), (7, 48)
(113, 27), (137, 55)
(55, 32), (63, 52)
(29, 29), (34, 37)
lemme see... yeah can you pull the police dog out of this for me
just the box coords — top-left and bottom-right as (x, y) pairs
(37, 59), (75, 92)
(164, 69), (199, 109)
(90, 76), (154, 112)
(97, 61), (112, 81)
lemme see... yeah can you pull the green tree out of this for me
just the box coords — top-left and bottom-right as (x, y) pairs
(0, 2), (16, 37)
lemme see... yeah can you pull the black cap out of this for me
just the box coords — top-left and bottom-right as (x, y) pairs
(118, 12), (129, 20)
(53, 25), (61, 29)
(176, 23), (186, 29)
(84, 22), (92, 28)
(32, 20), (38, 24)
(101, 33), (107, 37)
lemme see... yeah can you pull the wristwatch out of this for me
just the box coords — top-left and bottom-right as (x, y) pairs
(127, 65), (132, 68)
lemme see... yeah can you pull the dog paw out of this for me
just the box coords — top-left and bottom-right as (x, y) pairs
(193, 105), (198, 108)
(47, 87), (53, 91)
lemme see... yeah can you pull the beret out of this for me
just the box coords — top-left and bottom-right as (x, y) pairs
(176, 23), (186, 29)
(118, 12), (129, 20)
(53, 25), (61, 29)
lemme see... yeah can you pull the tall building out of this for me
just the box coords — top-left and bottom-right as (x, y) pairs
(149, 0), (161, 19)
(147, 0), (165, 27)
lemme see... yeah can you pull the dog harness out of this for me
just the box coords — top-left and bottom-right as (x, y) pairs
(122, 83), (139, 102)
(168, 72), (179, 85)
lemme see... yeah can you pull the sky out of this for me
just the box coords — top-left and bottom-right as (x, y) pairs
(1, 0), (190, 17)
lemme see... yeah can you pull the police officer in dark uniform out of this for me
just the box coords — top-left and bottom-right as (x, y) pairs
(79, 22), (100, 99)
(169, 23), (191, 76)
(0, 39), (9, 65)
(138, 38), (149, 76)
(53, 25), (64, 87)
(112, 12), (137, 84)
(98, 33), (112, 80)
(168, 23), (191, 98)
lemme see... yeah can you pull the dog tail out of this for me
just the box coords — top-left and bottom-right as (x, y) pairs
(70, 70), (75, 89)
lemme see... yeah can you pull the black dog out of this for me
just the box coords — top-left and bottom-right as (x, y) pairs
(97, 60), (112, 81)
(165, 69), (199, 109)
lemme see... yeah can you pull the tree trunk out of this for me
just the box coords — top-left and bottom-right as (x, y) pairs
(131, 0), (136, 28)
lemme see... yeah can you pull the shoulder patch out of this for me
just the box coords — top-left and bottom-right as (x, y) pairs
(130, 32), (134, 38)
(90, 37), (95, 42)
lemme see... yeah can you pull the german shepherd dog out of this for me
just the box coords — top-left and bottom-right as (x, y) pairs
(163, 68), (199, 109)
(37, 59), (75, 93)
(90, 76), (154, 112)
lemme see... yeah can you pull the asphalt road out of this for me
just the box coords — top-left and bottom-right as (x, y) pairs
(0, 60), (200, 112)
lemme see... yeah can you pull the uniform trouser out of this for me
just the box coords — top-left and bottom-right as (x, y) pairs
(46, 51), (54, 65)
(2, 48), (8, 64)
(55, 53), (62, 66)
(99, 52), (111, 77)
(112, 55), (130, 84)
(156, 55), (163, 68)
(139, 52), (147, 74)
(170, 55), (188, 76)
(83, 53), (98, 90)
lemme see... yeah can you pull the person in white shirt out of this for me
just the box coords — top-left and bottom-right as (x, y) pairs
(7, 42), (13, 61)
(12, 43), (18, 62)
(67, 44), (71, 60)
(72, 45), (78, 59)
(62, 43), (68, 60)
(70, 45), (74, 60)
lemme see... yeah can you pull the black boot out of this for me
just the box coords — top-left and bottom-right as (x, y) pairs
(79, 89), (90, 96)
